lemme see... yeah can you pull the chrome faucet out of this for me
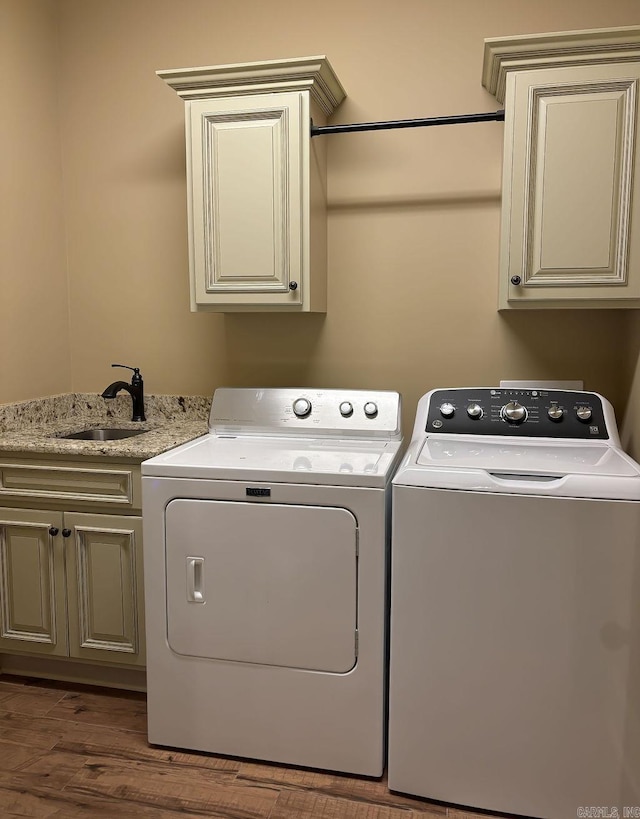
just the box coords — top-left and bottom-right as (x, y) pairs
(101, 364), (146, 422)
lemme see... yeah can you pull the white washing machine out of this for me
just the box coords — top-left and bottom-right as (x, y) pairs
(142, 387), (402, 776)
(389, 387), (640, 818)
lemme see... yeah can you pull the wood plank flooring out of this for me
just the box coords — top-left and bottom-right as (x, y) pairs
(0, 674), (502, 819)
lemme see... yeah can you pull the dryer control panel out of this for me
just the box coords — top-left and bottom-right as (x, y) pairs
(425, 388), (609, 439)
(210, 388), (402, 439)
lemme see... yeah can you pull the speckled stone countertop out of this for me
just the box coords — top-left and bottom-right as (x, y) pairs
(0, 393), (210, 461)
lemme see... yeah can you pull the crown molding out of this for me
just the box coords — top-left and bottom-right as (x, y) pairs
(157, 55), (346, 116)
(482, 25), (640, 103)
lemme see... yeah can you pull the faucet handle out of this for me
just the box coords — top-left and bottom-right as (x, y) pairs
(111, 364), (142, 383)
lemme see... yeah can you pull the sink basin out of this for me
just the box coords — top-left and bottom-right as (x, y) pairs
(59, 428), (147, 441)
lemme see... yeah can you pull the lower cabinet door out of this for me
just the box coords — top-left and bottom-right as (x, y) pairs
(65, 513), (145, 666)
(0, 508), (68, 656)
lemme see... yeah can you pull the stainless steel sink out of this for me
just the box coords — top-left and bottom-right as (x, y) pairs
(59, 427), (147, 441)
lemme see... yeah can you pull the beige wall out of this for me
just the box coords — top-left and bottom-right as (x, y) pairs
(620, 321), (640, 458)
(0, 0), (71, 404)
(6, 0), (640, 441)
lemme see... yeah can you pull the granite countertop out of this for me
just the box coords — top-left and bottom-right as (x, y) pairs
(0, 393), (210, 461)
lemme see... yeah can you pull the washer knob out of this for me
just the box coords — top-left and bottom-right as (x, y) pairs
(467, 403), (483, 419)
(339, 401), (353, 417)
(364, 402), (378, 418)
(548, 405), (564, 422)
(576, 406), (592, 422)
(439, 402), (455, 418)
(502, 401), (527, 424)
(292, 398), (312, 418)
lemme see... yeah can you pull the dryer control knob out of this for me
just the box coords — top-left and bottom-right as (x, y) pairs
(576, 406), (592, 422)
(364, 402), (378, 418)
(439, 402), (455, 418)
(548, 405), (564, 421)
(339, 401), (353, 417)
(467, 403), (483, 419)
(501, 401), (527, 424)
(292, 398), (312, 418)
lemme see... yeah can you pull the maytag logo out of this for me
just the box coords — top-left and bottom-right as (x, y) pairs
(246, 487), (271, 498)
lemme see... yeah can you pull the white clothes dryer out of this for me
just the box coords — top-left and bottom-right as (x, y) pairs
(389, 387), (640, 818)
(142, 387), (403, 776)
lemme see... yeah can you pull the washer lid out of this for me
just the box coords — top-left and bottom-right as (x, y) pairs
(418, 436), (639, 475)
(393, 435), (640, 499)
(142, 433), (403, 487)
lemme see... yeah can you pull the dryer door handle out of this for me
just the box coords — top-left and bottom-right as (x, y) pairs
(187, 557), (205, 603)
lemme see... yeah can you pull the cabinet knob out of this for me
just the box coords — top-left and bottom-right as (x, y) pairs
(289, 281), (298, 291)
(62, 528), (72, 538)
(49, 527), (59, 536)
(511, 275), (522, 286)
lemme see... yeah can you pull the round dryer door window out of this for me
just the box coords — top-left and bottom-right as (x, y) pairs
(164, 499), (358, 673)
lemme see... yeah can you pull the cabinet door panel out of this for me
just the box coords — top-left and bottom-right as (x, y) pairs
(0, 509), (67, 655)
(65, 513), (144, 666)
(500, 62), (640, 307)
(189, 92), (304, 308)
(536, 94), (622, 273)
(215, 122), (283, 283)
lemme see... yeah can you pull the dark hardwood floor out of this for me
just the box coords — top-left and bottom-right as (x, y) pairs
(0, 674), (497, 819)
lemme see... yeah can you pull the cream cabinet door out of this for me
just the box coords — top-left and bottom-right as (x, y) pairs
(187, 91), (306, 310)
(65, 513), (145, 666)
(500, 61), (640, 309)
(0, 508), (67, 656)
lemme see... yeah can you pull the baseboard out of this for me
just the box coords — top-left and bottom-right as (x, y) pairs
(0, 653), (147, 692)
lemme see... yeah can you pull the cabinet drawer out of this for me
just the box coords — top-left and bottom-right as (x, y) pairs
(0, 462), (141, 509)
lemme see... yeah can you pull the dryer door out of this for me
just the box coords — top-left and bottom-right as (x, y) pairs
(165, 500), (358, 672)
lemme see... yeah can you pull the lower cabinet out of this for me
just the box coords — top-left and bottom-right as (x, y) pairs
(0, 507), (144, 666)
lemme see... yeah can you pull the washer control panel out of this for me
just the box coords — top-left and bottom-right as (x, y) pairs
(426, 388), (609, 439)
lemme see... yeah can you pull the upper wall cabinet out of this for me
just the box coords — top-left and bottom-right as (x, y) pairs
(158, 57), (346, 312)
(483, 27), (640, 309)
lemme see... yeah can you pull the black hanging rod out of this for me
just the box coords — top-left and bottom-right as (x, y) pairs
(310, 109), (505, 137)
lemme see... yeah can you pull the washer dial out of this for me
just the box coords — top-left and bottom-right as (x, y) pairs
(439, 402), (455, 418)
(576, 406), (592, 422)
(548, 405), (564, 421)
(501, 401), (527, 424)
(467, 403), (483, 419)
(339, 401), (353, 417)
